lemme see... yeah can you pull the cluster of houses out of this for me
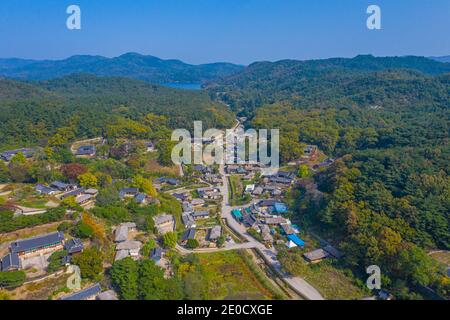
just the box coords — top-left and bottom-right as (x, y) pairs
(197, 187), (221, 200)
(114, 222), (142, 261)
(153, 177), (181, 190)
(119, 188), (156, 205)
(246, 171), (296, 199)
(191, 165), (222, 185)
(231, 199), (305, 248)
(35, 181), (98, 207)
(176, 193), (222, 248)
(113, 219), (173, 277)
(225, 163), (261, 180)
(0, 231), (83, 272)
(153, 214), (175, 234)
(180, 224), (222, 248)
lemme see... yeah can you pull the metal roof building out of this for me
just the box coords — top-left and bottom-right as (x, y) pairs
(181, 228), (196, 242)
(10, 232), (65, 255)
(60, 284), (102, 300)
(75, 145), (96, 156)
(1, 253), (20, 271)
(208, 226), (222, 241)
(64, 238), (84, 254)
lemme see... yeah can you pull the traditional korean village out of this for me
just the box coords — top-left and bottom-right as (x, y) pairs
(0, 118), (377, 302)
(1, 2), (449, 303)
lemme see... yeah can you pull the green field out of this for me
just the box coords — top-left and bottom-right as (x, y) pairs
(178, 250), (275, 300)
(278, 248), (368, 300)
(228, 175), (251, 206)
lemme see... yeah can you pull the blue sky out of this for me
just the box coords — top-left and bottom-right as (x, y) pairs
(0, 0), (449, 64)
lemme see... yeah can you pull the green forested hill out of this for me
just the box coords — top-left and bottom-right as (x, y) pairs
(207, 55), (450, 117)
(0, 53), (243, 83)
(0, 74), (235, 149)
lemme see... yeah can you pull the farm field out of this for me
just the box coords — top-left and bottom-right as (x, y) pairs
(178, 250), (275, 300)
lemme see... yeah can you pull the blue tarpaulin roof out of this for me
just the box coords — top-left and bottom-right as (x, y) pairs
(274, 202), (288, 214)
(287, 234), (305, 247)
(232, 209), (243, 219)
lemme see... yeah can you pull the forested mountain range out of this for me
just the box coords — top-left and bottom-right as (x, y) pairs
(0, 74), (235, 149)
(0, 52), (243, 83)
(0, 53), (449, 298)
(430, 56), (450, 63)
(207, 55), (450, 117)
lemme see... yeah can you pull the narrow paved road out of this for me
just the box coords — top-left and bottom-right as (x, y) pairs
(218, 163), (324, 300)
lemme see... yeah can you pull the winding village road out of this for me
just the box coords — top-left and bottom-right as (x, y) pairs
(175, 121), (325, 300)
(218, 163), (324, 300)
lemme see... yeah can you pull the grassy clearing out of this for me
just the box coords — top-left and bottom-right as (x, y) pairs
(7, 273), (70, 300)
(2, 184), (58, 209)
(229, 175), (251, 206)
(278, 247), (368, 300)
(144, 157), (179, 176)
(179, 250), (274, 300)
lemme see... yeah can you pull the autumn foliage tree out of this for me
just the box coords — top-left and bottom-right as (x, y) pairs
(61, 163), (87, 181)
(78, 172), (98, 188)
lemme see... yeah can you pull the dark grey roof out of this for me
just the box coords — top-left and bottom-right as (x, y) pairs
(323, 245), (344, 259)
(1, 253), (20, 271)
(181, 228), (196, 241)
(154, 177), (180, 185)
(150, 247), (163, 260)
(119, 188), (139, 199)
(258, 199), (278, 207)
(75, 145), (96, 156)
(60, 187), (85, 199)
(35, 184), (56, 194)
(0, 148), (33, 161)
(173, 193), (188, 200)
(182, 202), (193, 213)
(208, 226), (222, 241)
(192, 211), (209, 218)
(277, 171), (295, 179)
(269, 177), (293, 184)
(314, 158), (335, 169)
(64, 238), (84, 254)
(134, 193), (147, 203)
(60, 283), (102, 300)
(50, 181), (70, 190)
(303, 249), (329, 262)
(182, 213), (195, 226)
(61, 255), (72, 265)
(243, 214), (257, 227)
(10, 232), (65, 254)
(166, 178), (180, 185)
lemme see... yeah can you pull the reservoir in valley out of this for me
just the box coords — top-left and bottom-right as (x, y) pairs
(160, 83), (202, 90)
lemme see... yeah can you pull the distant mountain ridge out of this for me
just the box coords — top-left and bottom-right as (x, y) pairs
(430, 56), (450, 63)
(206, 54), (450, 116)
(0, 52), (244, 84)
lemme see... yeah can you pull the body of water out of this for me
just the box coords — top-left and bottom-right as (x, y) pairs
(160, 83), (202, 90)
